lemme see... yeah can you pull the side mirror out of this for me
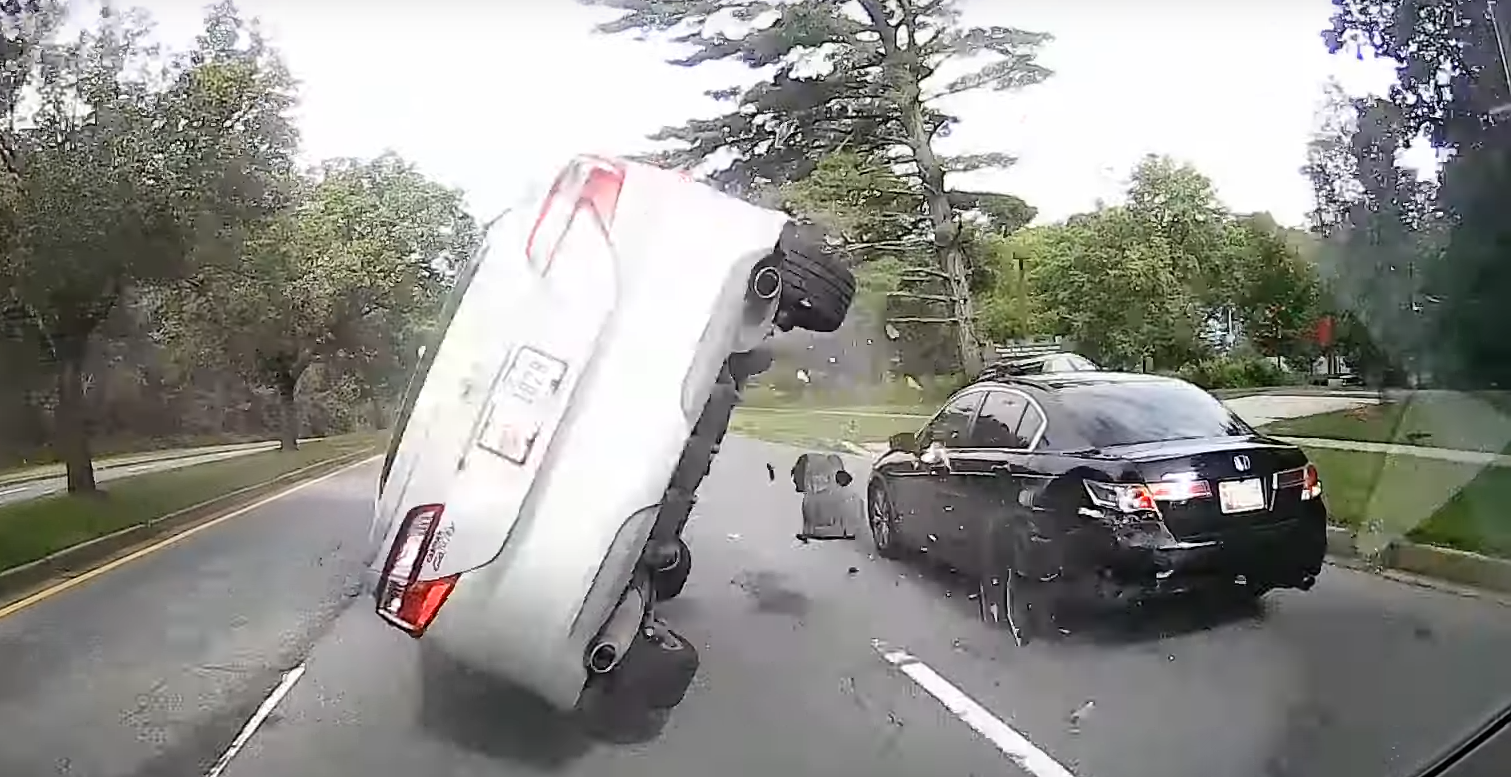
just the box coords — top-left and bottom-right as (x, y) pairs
(888, 432), (918, 454)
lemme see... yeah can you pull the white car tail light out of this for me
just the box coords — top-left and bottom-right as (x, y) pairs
(525, 155), (626, 276)
(377, 503), (458, 636)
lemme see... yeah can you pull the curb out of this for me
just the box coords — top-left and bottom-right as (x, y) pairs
(0, 447), (379, 604)
(1325, 526), (1511, 598)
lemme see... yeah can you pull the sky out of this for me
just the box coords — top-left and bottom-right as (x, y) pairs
(128, 0), (1404, 228)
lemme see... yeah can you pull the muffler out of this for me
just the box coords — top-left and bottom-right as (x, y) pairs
(749, 265), (781, 300)
(587, 579), (649, 674)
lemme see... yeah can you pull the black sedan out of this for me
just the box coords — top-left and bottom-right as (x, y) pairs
(866, 372), (1328, 644)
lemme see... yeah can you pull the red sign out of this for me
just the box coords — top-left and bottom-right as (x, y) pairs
(1315, 316), (1334, 347)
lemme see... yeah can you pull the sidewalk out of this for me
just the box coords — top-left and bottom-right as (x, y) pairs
(0, 438), (323, 488)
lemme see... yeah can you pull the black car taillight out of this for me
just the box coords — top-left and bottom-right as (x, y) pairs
(376, 503), (458, 637)
(1274, 464), (1323, 500)
(1084, 477), (1212, 514)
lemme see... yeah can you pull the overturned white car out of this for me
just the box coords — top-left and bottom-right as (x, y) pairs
(364, 155), (853, 714)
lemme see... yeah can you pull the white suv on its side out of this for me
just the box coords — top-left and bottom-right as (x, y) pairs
(365, 155), (853, 715)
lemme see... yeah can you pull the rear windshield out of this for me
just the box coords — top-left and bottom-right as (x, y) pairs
(1061, 380), (1253, 448)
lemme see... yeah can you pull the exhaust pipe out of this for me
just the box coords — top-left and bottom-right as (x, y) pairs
(749, 265), (781, 300)
(587, 581), (648, 674)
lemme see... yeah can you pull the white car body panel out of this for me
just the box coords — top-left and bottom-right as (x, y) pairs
(368, 156), (789, 710)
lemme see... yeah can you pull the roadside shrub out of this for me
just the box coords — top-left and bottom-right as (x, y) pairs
(1176, 356), (1296, 390)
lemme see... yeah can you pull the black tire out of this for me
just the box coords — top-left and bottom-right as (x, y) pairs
(776, 222), (855, 333)
(651, 539), (692, 601)
(868, 479), (904, 559)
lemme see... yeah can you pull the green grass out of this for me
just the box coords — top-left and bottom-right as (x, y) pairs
(0, 431), (386, 573)
(730, 407), (925, 450)
(1304, 446), (1511, 559)
(1262, 392), (1511, 454)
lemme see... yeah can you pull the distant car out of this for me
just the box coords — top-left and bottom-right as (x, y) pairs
(367, 155), (853, 714)
(867, 371), (1327, 645)
(980, 352), (1099, 379)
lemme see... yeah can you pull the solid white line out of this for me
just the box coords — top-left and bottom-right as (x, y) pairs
(204, 662), (308, 777)
(872, 640), (1077, 777)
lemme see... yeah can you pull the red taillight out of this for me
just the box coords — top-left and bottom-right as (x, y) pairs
(1084, 481), (1160, 513)
(525, 155), (626, 275)
(1302, 463), (1323, 500)
(1147, 479), (1213, 502)
(377, 504), (457, 636)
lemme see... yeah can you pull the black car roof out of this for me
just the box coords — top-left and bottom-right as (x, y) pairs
(972, 371), (1182, 392)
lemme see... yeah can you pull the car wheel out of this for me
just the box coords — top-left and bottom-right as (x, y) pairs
(651, 539), (692, 602)
(981, 567), (1056, 646)
(775, 222), (855, 333)
(868, 479), (903, 559)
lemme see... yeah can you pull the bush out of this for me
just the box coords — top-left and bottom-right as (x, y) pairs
(1175, 356), (1297, 390)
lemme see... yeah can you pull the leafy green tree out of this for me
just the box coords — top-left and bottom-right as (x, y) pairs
(0, 1), (297, 492)
(585, 0), (1054, 374)
(1230, 216), (1323, 366)
(1327, 0), (1510, 387)
(165, 153), (479, 451)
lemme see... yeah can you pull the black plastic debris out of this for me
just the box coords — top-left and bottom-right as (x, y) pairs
(766, 463), (775, 481)
(790, 452), (860, 541)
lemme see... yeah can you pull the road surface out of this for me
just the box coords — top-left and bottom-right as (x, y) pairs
(1, 437), (1507, 777)
(0, 440), (312, 508)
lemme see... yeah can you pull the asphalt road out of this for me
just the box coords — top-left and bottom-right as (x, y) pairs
(0, 441), (310, 508)
(1, 438), (1508, 777)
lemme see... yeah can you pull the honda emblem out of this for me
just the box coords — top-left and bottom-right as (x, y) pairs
(1234, 454), (1251, 472)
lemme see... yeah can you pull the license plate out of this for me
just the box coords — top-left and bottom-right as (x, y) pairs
(1218, 478), (1266, 513)
(477, 347), (567, 463)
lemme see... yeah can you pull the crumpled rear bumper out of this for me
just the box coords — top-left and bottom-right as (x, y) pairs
(1065, 505), (1328, 601)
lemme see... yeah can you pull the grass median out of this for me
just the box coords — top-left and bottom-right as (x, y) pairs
(0, 431), (386, 573)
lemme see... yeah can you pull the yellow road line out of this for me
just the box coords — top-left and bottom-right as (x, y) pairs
(0, 454), (381, 621)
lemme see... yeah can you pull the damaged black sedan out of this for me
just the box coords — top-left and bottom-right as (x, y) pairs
(867, 372), (1328, 644)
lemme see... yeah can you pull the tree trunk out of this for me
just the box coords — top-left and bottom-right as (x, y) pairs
(368, 396), (388, 430)
(903, 102), (983, 376)
(859, 0), (983, 377)
(277, 372), (300, 452)
(55, 350), (97, 494)
(897, 89), (983, 376)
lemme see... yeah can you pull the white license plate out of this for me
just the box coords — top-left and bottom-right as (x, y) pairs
(477, 347), (567, 463)
(1218, 478), (1266, 513)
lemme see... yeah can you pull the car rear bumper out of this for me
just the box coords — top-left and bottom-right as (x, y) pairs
(1072, 505), (1328, 601)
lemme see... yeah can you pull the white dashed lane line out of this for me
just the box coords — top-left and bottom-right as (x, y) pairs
(873, 640), (1078, 777)
(204, 663), (308, 777)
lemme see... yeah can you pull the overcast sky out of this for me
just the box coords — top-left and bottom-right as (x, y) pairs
(131, 0), (1403, 227)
